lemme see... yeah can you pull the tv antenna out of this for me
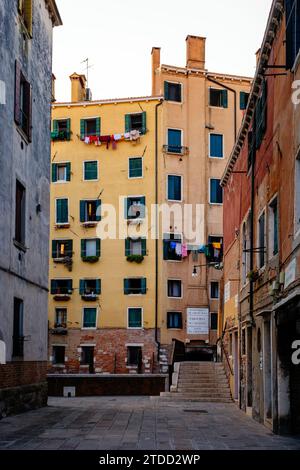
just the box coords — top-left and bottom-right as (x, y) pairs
(81, 58), (94, 88)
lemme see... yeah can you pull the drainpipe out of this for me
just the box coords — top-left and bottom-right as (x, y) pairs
(155, 99), (163, 362)
(206, 76), (237, 140)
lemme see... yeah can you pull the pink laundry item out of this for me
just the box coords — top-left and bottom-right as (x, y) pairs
(181, 244), (188, 257)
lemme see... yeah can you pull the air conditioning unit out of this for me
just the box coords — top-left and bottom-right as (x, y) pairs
(85, 88), (92, 101)
(128, 218), (143, 225)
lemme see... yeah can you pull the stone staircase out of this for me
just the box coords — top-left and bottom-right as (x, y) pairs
(160, 361), (232, 402)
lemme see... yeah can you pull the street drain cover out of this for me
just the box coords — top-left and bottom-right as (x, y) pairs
(183, 409), (208, 414)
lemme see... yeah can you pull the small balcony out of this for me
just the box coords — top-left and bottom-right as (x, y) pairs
(51, 130), (71, 141)
(52, 288), (73, 301)
(163, 145), (189, 156)
(51, 323), (68, 335)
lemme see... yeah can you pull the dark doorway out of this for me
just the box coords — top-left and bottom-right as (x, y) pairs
(185, 345), (215, 362)
(81, 346), (95, 374)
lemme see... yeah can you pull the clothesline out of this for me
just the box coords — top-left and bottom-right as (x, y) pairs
(82, 130), (141, 149)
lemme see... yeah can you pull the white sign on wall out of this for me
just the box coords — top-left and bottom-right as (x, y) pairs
(0, 81), (5, 105)
(224, 282), (231, 304)
(284, 258), (297, 289)
(187, 308), (209, 335)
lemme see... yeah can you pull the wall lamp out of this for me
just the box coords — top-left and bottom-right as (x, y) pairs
(192, 262), (223, 277)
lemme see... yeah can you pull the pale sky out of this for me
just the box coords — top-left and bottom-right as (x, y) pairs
(53, 0), (273, 102)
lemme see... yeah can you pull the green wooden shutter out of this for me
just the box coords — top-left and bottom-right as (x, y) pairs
(164, 81), (169, 100)
(52, 164), (57, 183)
(52, 240), (57, 258)
(141, 112), (147, 135)
(95, 117), (101, 136)
(163, 240), (169, 260)
(81, 239), (86, 258)
(125, 238), (131, 256)
(140, 196), (146, 218)
(67, 279), (73, 293)
(66, 239), (73, 257)
(66, 163), (71, 181)
(62, 199), (68, 223)
(125, 114), (131, 133)
(240, 92), (247, 110)
(53, 120), (59, 134)
(96, 239), (101, 257)
(80, 201), (86, 222)
(141, 278), (147, 294)
(141, 238), (147, 256)
(51, 280), (57, 294)
(124, 279), (130, 295)
(79, 279), (85, 295)
(96, 200), (101, 221)
(124, 197), (130, 219)
(222, 90), (228, 108)
(80, 119), (86, 140)
(96, 279), (101, 295)
(66, 119), (71, 140)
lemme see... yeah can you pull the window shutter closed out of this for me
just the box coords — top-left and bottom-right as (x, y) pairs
(66, 239), (73, 257)
(141, 112), (147, 135)
(24, 0), (33, 36)
(141, 278), (147, 294)
(222, 90), (228, 108)
(80, 201), (86, 222)
(57, 199), (68, 223)
(141, 238), (147, 256)
(67, 279), (73, 293)
(124, 198), (129, 219)
(52, 164), (57, 183)
(24, 81), (32, 142)
(52, 240), (57, 258)
(96, 239), (101, 257)
(124, 279), (130, 295)
(164, 81), (169, 100)
(96, 200), (101, 221)
(14, 61), (21, 125)
(125, 238), (131, 256)
(66, 163), (71, 181)
(80, 119), (85, 140)
(51, 280), (57, 294)
(140, 196), (146, 218)
(53, 120), (59, 134)
(81, 239), (86, 258)
(79, 280), (85, 295)
(95, 117), (101, 136)
(125, 114), (131, 133)
(66, 119), (71, 140)
(96, 279), (101, 295)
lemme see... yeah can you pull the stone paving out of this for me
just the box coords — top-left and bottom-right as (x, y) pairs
(0, 396), (300, 450)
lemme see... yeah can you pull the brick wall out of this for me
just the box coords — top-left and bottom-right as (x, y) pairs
(48, 328), (160, 374)
(0, 361), (47, 389)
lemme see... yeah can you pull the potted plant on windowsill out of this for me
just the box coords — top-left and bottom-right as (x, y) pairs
(247, 269), (259, 282)
(82, 256), (99, 263)
(126, 255), (144, 264)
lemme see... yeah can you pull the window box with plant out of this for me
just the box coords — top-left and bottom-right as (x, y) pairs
(80, 279), (101, 300)
(247, 269), (259, 282)
(125, 237), (146, 263)
(81, 239), (101, 263)
(51, 119), (71, 141)
(51, 280), (73, 301)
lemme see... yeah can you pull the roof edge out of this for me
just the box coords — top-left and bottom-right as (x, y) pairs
(45, 0), (62, 27)
(52, 95), (164, 107)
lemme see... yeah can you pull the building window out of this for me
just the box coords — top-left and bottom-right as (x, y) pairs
(128, 308), (143, 329)
(55, 308), (67, 328)
(79, 279), (101, 297)
(167, 129), (182, 154)
(18, 0), (33, 36)
(268, 197), (278, 258)
(52, 239), (73, 259)
(52, 163), (71, 183)
(55, 198), (68, 225)
(163, 234), (182, 261)
(258, 211), (266, 268)
(124, 278), (147, 295)
(125, 196), (146, 219)
(51, 119), (71, 141)
(210, 313), (218, 331)
(164, 81), (182, 102)
(240, 92), (249, 110)
(80, 117), (101, 139)
(80, 200), (101, 223)
(81, 239), (101, 260)
(167, 175), (182, 201)
(14, 61), (32, 141)
(13, 298), (24, 358)
(125, 112), (146, 135)
(15, 180), (26, 245)
(125, 238), (146, 256)
(51, 279), (73, 296)
(209, 134), (224, 158)
(210, 282), (219, 299)
(285, 0), (300, 69)
(52, 346), (65, 365)
(209, 179), (223, 204)
(209, 88), (228, 108)
(206, 236), (223, 263)
(168, 280), (182, 298)
(81, 347), (94, 372)
(129, 157), (143, 178)
(84, 161), (98, 181)
(83, 308), (97, 329)
(167, 312), (183, 329)
(127, 346), (142, 367)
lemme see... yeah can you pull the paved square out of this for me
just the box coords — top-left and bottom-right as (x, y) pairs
(0, 396), (299, 450)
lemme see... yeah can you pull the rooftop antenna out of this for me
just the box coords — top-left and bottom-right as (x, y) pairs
(81, 58), (94, 88)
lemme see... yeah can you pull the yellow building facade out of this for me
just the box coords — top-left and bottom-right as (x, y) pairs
(48, 75), (163, 374)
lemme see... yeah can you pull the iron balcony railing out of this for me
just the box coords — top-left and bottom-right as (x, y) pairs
(163, 145), (189, 156)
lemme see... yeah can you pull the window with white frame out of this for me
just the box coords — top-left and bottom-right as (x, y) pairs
(210, 282), (219, 299)
(167, 175), (182, 201)
(167, 279), (182, 298)
(128, 308), (143, 328)
(82, 308), (97, 329)
(209, 179), (223, 204)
